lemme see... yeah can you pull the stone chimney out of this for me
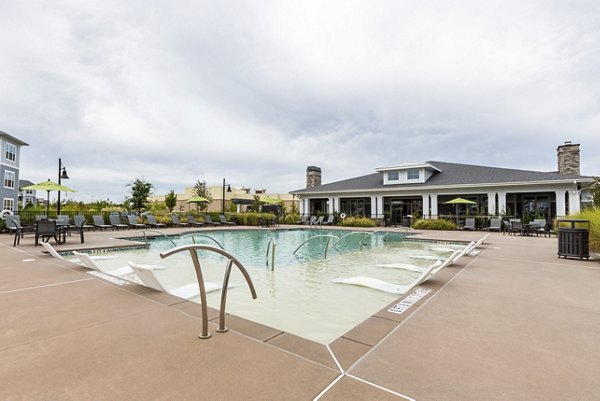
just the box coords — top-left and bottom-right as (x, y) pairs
(306, 166), (322, 188)
(557, 141), (580, 175)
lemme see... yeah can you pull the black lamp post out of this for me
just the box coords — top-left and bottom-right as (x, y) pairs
(222, 178), (232, 214)
(57, 158), (69, 216)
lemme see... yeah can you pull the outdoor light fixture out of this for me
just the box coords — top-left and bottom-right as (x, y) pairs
(222, 178), (232, 214)
(57, 158), (69, 216)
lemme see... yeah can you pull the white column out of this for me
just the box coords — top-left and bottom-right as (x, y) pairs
(332, 197), (339, 214)
(376, 196), (384, 218)
(328, 197), (334, 215)
(555, 190), (566, 218)
(497, 192), (507, 216)
(422, 194), (430, 219)
(370, 196), (377, 218)
(487, 192), (496, 216)
(301, 198), (308, 216)
(430, 194), (438, 219)
(568, 190), (581, 215)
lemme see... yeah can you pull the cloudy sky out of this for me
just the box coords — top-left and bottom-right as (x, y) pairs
(2, 0), (599, 203)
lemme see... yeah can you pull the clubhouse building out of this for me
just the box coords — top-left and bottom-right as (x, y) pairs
(291, 142), (595, 223)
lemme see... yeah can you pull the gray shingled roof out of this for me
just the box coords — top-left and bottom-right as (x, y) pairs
(292, 161), (594, 194)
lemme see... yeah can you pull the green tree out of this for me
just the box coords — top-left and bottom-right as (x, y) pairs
(193, 180), (213, 211)
(165, 190), (177, 213)
(126, 178), (154, 214)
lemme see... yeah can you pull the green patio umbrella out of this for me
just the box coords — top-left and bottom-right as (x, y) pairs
(443, 197), (477, 205)
(443, 197), (476, 223)
(259, 196), (282, 204)
(186, 196), (210, 214)
(23, 179), (76, 216)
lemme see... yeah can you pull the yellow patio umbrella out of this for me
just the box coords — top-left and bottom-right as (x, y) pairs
(23, 179), (76, 216)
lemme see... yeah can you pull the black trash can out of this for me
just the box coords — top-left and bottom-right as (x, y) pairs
(557, 219), (590, 260)
(401, 216), (413, 228)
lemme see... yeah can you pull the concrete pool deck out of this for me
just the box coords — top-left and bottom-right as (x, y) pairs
(1, 226), (599, 400)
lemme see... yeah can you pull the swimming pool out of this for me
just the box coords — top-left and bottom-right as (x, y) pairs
(70, 229), (464, 344)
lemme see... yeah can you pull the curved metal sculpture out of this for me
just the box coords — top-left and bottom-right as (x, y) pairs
(160, 244), (257, 339)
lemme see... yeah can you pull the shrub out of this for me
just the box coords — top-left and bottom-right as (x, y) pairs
(234, 212), (275, 226)
(572, 208), (600, 252)
(412, 219), (458, 230)
(339, 217), (377, 227)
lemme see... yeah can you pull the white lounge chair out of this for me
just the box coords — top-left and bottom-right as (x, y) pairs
(332, 260), (443, 295)
(73, 251), (133, 277)
(465, 235), (489, 256)
(41, 242), (115, 264)
(127, 262), (227, 299)
(378, 249), (462, 273)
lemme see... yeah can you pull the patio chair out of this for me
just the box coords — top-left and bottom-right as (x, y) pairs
(312, 216), (324, 226)
(489, 218), (501, 232)
(321, 215), (335, 225)
(171, 214), (189, 228)
(127, 262), (229, 299)
(127, 214), (147, 229)
(5, 215), (36, 246)
(203, 214), (220, 226)
(73, 251), (133, 277)
(74, 215), (94, 231)
(332, 259), (443, 295)
(295, 215), (308, 224)
(35, 219), (66, 245)
(69, 216), (87, 244)
(92, 215), (112, 231)
(305, 216), (317, 225)
(463, 217), (476, 231)
(186, 215), (205, 227)
(109, 214), (128, 230)
(146, 214), (166, 228)
(219, 215), (236, 225)
(508, 220), (523, 235)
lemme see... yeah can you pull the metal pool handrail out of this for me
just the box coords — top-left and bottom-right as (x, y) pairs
(332, 231), (370, 251)
(181, 233), (225, 249)
(265, 238), (276, 271)
(160, 244), (257, 339)
(137, 230), (177, 247)
(292, 234), (340, 259)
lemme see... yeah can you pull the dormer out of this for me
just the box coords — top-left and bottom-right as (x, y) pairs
(376, 162), (442, 185)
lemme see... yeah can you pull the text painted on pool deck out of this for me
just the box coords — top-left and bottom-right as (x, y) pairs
(388, 288), (431, 315)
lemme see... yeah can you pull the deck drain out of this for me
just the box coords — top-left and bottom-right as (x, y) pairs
(22, 259), (35, 262)
(388, 288), (431, 315)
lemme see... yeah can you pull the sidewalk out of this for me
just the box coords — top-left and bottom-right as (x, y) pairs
(1, 228), (599, 400)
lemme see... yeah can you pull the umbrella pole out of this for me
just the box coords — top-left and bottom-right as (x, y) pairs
(46, 190), (50, 217)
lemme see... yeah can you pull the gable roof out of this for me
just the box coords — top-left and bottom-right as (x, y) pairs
(0, 131), (29, 146)
(291, 161), (595, 194)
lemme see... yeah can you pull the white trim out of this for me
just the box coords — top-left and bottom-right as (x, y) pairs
(292, 178), (595, 196)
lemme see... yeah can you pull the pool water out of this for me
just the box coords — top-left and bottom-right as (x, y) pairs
(70, 229), (464, 344)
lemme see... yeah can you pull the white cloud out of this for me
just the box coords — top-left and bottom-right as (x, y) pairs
(1, 0), (599, 201)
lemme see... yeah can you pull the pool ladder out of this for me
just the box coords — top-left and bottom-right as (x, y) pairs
(160, 244), (257, 339)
